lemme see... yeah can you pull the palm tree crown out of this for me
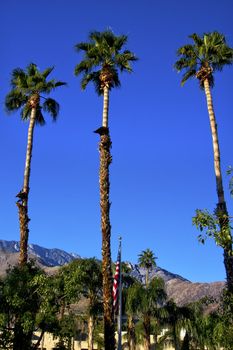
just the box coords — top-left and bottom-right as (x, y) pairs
(74, 29), (137, 94)
(138, 249), (157, 271)
(174, 31), (233, 88)
(138, 249), (157, 287)
(5, 63), (66, 123)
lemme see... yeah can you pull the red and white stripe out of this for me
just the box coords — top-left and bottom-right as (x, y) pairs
(113, 258), (120, 313)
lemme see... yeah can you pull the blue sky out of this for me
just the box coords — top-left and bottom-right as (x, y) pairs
(0, 0), (233, 282)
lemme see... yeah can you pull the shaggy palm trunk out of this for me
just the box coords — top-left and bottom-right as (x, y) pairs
(203, 78), (233, 292)
(88, 314), (94, 350)
(17, 105), (37, 266)
(97, 86), (115, 350)
(127, 315), (136, 350)
(13, 321), (33, 350)
(143, 314), (151, 350)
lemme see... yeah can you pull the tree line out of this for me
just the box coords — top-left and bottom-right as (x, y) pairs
(2, 29), (233, 349)
(0, 250), (232, 350)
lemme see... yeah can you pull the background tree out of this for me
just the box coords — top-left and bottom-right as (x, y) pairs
(174, 32), (233, 292)
(74, 29), (137, 350)
(138, 248), (157, 287)
(5, 63), (66, 266)
(0, 262), (52, 350)
(63, 258), (103, 350)
(126, 277), (167, 350)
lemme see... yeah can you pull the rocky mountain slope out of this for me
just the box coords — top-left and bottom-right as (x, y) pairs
(0, 240), (225, 306)
(0, 240), (79, 266)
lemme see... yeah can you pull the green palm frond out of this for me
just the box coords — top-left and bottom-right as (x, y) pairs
(5, 90), (28, 112)
(80, 71), (101, 92)
(115, 50), (138, 72)
(20, 103), (31, 121)
(114, 35), (128, 51)
(41, 80), (66, 94)
(181, 69), (197, 86)
(75, 42), (91, 52)
(74, 59), (97, 76)
(54, 81), (66, 87)
(35, 106), (46, 126)
(108, 66), (121, 89)
(10, 68), (28, 89)
(26, 63), (38, 76)
(189, 33), (203, 47)
(42, 98), (59, 120)
(42, 66), (54, 79)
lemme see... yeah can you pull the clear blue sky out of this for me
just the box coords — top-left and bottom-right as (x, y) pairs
(0, 0), (233, 283)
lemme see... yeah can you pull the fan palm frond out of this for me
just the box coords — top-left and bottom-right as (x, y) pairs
(42, 98), (59, 120)
(5, 90), (28, 112)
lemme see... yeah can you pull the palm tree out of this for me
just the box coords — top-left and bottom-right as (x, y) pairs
(174, 32), (233, 292)
(162, 300), (193, 350)
(5, 63), (66, 266)
(74, 29), (137, 350)
(126, 277), (167, 350)
(138, 249), (157, 287)
(75, 258), (102, 350)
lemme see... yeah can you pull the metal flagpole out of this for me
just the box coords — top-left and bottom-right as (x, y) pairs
(117, 236), (122, 350)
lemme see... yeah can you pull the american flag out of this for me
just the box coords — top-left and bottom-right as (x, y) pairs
(113, 242), (121, 313)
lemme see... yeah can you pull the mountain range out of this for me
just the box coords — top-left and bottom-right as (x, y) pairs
(0, 240), (225, 306)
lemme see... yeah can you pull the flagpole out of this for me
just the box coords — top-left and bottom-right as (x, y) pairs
(117, 236), (122, 350)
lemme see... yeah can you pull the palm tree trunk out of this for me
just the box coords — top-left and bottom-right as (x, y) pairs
(203, 78), (233, 292)
(102, 86), (109, 128)
(143, 314), (151, 350)
(17, 106), (37, 266)
(97, 86), (115, 350)
(127, 315), (136, 350)
(88, 314), (94, 350)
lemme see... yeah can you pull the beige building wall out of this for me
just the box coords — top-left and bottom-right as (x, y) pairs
(34, 331), (175, 350)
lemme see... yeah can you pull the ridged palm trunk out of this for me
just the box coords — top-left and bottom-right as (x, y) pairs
(203, 78), (233, 292)
(97, 85), (115, 350)
(88, 314), (94, 350)
(17, 94), (38, 266)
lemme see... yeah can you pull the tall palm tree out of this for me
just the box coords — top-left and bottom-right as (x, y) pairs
(174, 32), (233, 292)
(138, 249), (157, 287)
(5, 63), (66, 266)
(74, 29), (137, 350)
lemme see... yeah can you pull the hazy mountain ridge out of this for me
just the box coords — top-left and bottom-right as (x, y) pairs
(0, 240), (225, 306)
(0, 240), (80, 267)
